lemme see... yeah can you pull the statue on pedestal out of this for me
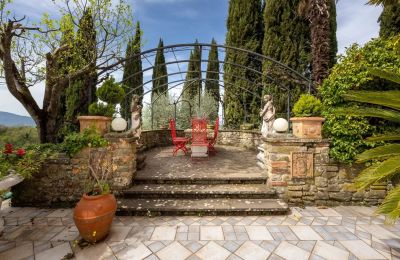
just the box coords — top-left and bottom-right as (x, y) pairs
(131, 94), (142, 138)
(260, 94), (276, 138)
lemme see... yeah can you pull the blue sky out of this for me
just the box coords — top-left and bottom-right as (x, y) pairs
(0, 0), (382, 116)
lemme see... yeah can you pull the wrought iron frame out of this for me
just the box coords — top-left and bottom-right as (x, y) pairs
(118, 43), (313, 129)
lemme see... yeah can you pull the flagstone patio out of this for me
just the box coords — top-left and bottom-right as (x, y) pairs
(1, 203), (400, 260)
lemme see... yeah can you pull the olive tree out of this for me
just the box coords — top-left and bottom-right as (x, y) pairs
(0, 0), (134, 143)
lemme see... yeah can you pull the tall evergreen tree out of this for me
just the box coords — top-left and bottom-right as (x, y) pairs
(64, 9), (97, 131)
(329, 0), (338, 69)
(379, 2), (400, 38)
(224, 0), (264, 128)
(152, 39), (168, 101)
(262, 0), (311, 115)
(205, 39), (220, 121)
(182, 40), (202, 104)
(121, 22), (143, 120)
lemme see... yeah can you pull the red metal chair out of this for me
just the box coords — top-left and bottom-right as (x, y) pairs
(208, 117), (219, 154)
(169, 119), (188, 156)
(191, 118), (208, 158)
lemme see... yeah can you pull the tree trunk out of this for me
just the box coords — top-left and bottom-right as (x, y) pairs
(308, 0), (331, 85)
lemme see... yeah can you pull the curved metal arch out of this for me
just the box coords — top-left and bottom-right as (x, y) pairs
(119, 57), (306, 97)
(119, 43), (312, 88)
(141, 77), (264, 105)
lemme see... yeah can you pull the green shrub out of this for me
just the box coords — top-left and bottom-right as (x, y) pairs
(88, 103), (115, 117)
(62, 128), (109, 156)
(96, 77), (125, 105)
(292, 94), (322, 117)
(320, 37), (400, 163)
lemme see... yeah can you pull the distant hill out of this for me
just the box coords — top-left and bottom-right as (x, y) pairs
(0, 111), (35, 127)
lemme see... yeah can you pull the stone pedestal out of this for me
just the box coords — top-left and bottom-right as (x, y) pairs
(105, 132), (138, 190)
(262, 134), (388, 206)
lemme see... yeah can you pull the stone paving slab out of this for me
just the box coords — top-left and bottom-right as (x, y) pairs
(135, 146), (267, 184)
(123, 184), (276, 198)
(1, 205), (400, 259)
(117, 198), (289, 216)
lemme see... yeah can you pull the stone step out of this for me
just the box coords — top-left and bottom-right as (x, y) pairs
(118, 184), (277, 199)
(134, 171), (268, 185)
(116, 198), (289, 216)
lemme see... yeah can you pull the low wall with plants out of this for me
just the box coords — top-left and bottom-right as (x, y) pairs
(12, 132), (137, 207)
(263, 135), (388, 206)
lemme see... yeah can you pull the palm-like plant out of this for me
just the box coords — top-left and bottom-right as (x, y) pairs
(298, 0), (332, 85)
(368, 0), (399, 6)
(336, 68), (400, 221)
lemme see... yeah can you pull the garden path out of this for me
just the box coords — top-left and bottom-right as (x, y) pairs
(0, 204), (399, 259)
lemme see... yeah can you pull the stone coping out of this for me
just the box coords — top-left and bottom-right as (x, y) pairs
(142, 129), (260, 134)
(262, 134), (330, 144)
(219, 129), (261, 134)
(0, 173), (24, 191)
(104, 131), (139, 142)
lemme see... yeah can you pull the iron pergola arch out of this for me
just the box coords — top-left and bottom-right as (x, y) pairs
(116, 43), (313, 129)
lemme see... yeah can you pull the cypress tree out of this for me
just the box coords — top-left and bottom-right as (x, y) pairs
(64, 9), (97, 132)
(224, 0), (263, 128)
(182, 40), (202, 104)
(121, 22), (143, 120)
(262, 0), (337, 115)
(329, 0), (338, 69)
(262, 0), (311, 116)
(205, 39), (220, 121)
(152, 39), (168, 102)
(379, 2), (400, 38)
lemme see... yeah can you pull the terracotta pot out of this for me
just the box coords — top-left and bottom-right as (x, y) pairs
(290, 117), (325, 139)
(77, 116), (112, 136)
(73, 193), (117, 243)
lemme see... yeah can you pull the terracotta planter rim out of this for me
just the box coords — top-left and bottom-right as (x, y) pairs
(78, 115), (112, 121)
(82, 193), (111, 200)
(290, 117), (325, 122)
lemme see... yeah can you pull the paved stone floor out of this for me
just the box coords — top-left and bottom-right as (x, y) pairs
(1, 204), (400, 260)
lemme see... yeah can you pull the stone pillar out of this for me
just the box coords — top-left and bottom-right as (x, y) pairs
(263, 134), (330, 201)
(105, 132), (138, 190)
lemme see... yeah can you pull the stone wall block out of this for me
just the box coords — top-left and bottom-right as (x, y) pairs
(315, 177), (328, 188)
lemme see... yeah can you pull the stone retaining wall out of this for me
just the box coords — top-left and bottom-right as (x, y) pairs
(217, 130), (261, 150)
(140, 129), (184, 150)
(263, 134), (388, 206)
(12, 133), (137, 207)
(141, 129), (261, 150)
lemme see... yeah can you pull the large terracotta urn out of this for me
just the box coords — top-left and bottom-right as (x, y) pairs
(290, 117), (325, 139)
(73, 193), (117, 243)
(77, 116), (112, 136)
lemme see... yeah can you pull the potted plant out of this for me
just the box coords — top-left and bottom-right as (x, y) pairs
(78, 77), (125, 136)
(290, 94), (324, 139)
(73, 146), (117, 243)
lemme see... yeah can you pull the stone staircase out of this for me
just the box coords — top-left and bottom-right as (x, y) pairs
(116, 171), (289, 216)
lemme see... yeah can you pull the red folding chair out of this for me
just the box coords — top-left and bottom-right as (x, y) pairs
(169, 119), (188, 156)
(208, 117), (219, 154)
(191, 118), (208, 158)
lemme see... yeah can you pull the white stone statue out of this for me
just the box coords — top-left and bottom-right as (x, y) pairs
(131, 94), (142, 138)
(260, 94), (276, 138)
